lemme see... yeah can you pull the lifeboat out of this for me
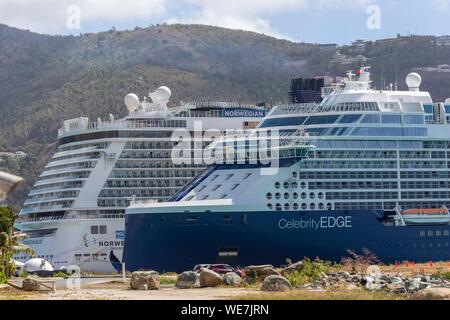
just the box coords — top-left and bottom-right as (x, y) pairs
(401, 207), (450, 225)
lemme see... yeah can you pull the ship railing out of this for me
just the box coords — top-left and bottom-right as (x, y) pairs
(269, 103), (320, 116)
(18, 213), (124, 223)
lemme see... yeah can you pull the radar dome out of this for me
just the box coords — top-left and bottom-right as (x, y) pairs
(124, 93), (140, 113)
(446, 98), (450, 104)
(154, 86), (171, 102)
(406, 73), (422, 91)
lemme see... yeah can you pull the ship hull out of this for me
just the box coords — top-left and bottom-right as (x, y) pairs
(123, 210), (450, 273)
(17, 218), (125, 273)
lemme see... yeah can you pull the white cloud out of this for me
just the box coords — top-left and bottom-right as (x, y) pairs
(169, 0), (373, 40)
(0, 0), (373, 37)
(0, 0), (168, 34)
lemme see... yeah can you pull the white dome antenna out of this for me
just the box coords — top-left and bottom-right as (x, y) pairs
(406, 73), (422, 92)
(149, 86), (171, 107)
(445, 98), (450, 104)
(124, 93), (140, 114)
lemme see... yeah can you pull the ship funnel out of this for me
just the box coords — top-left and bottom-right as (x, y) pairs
(406, 73), (422, 92)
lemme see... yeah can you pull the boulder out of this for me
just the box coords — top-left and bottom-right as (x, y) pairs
(410, 287), (450, 300)
(176, 271), (199, 289)
(223, 272), (242, 287)
(130, 271), (160, 290)
(199, 269), (223, 287)
(22, 276), (40, 291)
(245, 265), (280, 278)
(261, 275), (292, 292)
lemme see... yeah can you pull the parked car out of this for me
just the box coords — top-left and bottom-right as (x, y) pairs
(193, 264), (245, 277)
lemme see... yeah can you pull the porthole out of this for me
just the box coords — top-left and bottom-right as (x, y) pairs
(301, 203), (307, 210)
(283, 182), (289, 189)
(309, 192), (315, 199)
(291, 182), (298, 188)
(301, 182), (307, 189)
(266, 193), (273, 200)
(292, 172), (298, 178)
(284, 203), (290, 210)
(284, 193), (290, 200)
(275, 182), (281, 189)
(318, 203), (324, 210)
(293, 203), (299, 210)
(318, 192), (324, 200)
(275, 203), (282, 211)
(310, 203), (316, 210)
(293, 192), (299, 200)
(275, 193), (281, 200)
(267, 203), (273, 210)
(301, 193), (307, 199)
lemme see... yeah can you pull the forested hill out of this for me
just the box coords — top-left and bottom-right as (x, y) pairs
(0, 23), (449, 209)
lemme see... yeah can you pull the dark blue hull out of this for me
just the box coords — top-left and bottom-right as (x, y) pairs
(123, 210), (450, 273)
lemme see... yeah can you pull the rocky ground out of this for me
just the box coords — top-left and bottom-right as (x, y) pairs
(2, 261), (450, 300)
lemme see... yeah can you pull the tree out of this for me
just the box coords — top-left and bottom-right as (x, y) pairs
(0, 207), (34, 279)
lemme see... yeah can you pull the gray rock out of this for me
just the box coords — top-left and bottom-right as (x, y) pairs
(176, 271), (199, 289)
(130, 271), (160, 290)
(410, 287), (450, 300)
(363, 276), (385, 290)
(22, 276), (40, 291)
(199, 269), (223, 287)
(223, 272), (242, 287)
(245, 265), (280, 278)
(261, 275), (292, 292)
(281, 261), (304, 275)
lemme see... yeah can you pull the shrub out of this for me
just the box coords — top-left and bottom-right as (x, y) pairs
(0, 268), (7, 284)
(433, 272), (450, 280)
(52, 271), (69, 279)
(284, 257), (333, 287)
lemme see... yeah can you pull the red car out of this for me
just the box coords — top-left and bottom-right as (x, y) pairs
(193, 264), (245, 277)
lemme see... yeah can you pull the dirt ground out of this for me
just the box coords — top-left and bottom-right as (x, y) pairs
(1, 281), (260, 300)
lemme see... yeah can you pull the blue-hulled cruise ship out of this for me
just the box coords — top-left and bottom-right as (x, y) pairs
(123, 68), (450, 272)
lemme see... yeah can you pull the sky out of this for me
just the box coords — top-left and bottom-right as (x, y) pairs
(0, 0), (449, 44)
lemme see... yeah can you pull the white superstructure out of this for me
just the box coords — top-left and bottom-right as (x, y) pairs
(16, 86), (266, 272)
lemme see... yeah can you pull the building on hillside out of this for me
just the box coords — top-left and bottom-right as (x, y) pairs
(436, 36), (450, 46)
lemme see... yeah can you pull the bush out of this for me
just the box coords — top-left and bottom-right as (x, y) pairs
(160, 276), (176, 285)
(433, 272), (450, 280)
(0, 268), (7, 284)
(52, 271), (69, 279)
(284, 258), (333, 287)
(19, 270), (28, 278)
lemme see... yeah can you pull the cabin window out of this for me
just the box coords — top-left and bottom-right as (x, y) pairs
(266, 193), (273, 200)
(91, 226), (99, 234)
(212, 185), (221, 191)
(420, 231), (425, 237)
(428, 231), (434, 237)
(99, 226), (107, 234)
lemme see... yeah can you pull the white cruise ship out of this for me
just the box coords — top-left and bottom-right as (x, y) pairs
(16, 86), (266, 272)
